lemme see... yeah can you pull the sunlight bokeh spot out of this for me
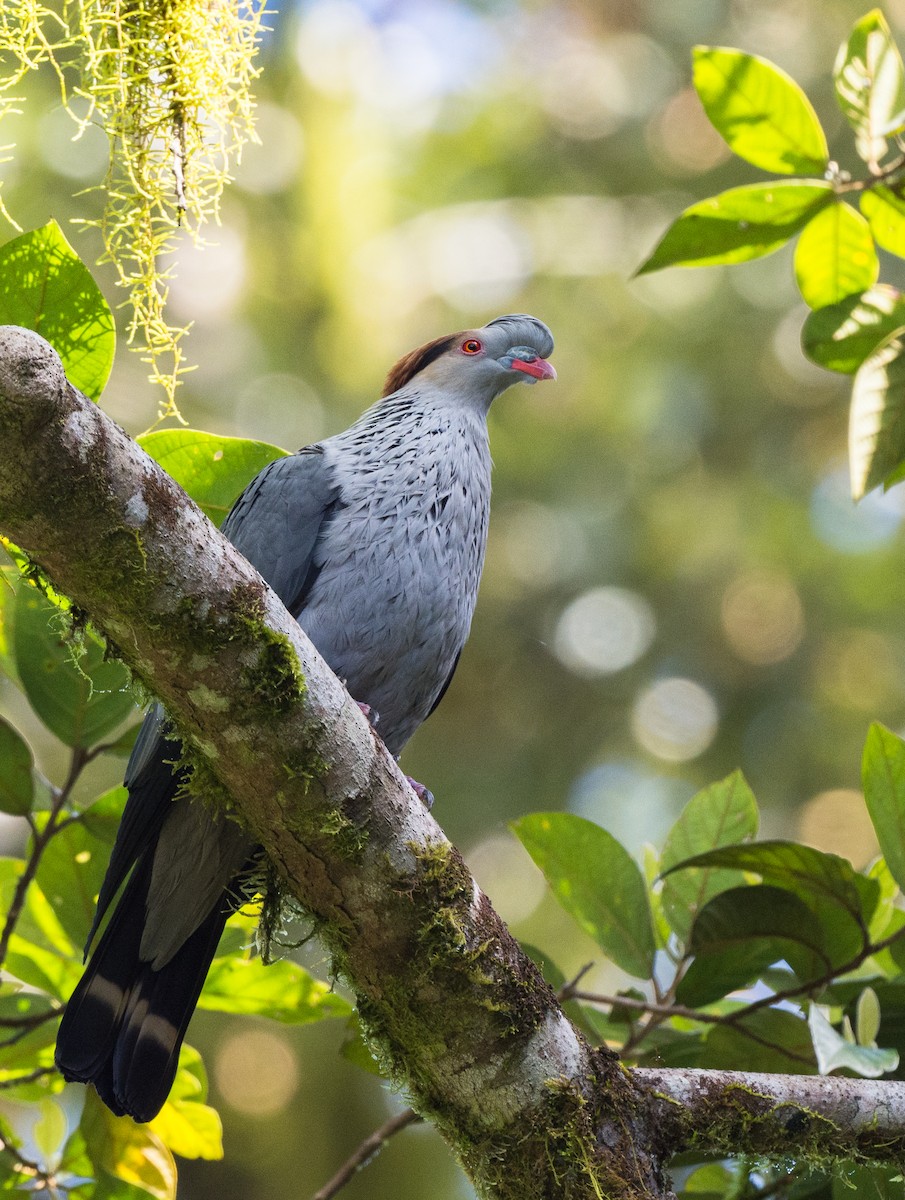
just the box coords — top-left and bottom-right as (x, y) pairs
(465, 833), (547, 926)
(631, 677), (718, 762)
(554, 587), (656, 677)
(646, 87), (732, 174)
(540, 32), (675, 140)
(424, 207), (530, 309)
(811, 466), (905, 552)
(569, 761), (694, 853)
(720, 569), (805, 666)
(814, 629), (905, 712)
(495, 501), (587, 589)
(214, 1028), (299, 1117)
(38, 103), (109, 182)
(233, 103), (304, 194)
(772, 306), (834, 391)
(798, 788), (879, 867)
(166, 227), (247, 319)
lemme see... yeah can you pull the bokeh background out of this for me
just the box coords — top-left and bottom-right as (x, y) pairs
(4, 0), (905, 1195)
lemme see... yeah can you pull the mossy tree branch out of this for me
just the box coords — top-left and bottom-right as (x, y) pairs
(0, 326), (903, 1198)
(0, 326), (664, 1199)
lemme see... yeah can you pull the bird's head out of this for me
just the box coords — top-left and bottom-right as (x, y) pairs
(382, 314), (555, 409)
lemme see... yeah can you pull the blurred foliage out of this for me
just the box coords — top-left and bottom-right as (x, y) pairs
(6, 0), (905, 1198)
(640, 11), (905, 502)
(1, 0), (267, 414)
(0, 221), (114, 401)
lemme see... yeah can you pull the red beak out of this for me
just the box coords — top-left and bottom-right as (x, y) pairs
(510, 357), (557, 381)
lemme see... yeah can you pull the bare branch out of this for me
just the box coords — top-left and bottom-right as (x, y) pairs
(0, 326), (669, 1199)
(638, 1069), (905, 1166)
(0, 744), (87, 969)
(0, 1066), (58, 1090)
(4, 326), (905, 1195)
(311, 1108), (421, 1200)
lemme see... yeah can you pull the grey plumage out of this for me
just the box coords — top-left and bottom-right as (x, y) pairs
(55, 313), (555, 1120)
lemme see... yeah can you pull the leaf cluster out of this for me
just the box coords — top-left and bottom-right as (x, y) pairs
(0, 225), (349, 1199)
(513, 723), (905, 1199)
(639, 10), (905, 503)
(4, 133), (905, 1196)
(0, 0), (267, 420)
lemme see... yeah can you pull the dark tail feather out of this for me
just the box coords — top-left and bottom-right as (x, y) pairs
(56, 855), (231, 1123)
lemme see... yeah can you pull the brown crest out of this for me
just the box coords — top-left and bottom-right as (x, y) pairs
(381, 331), (461, 397)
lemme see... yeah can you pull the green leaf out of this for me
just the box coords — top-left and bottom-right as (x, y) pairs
(862, 723), (905, 891)
(0, 1088), (83, 1174)
(511, 812), (656, 978)
(137, 430), (288, 528)
(849, 328), (905, 499)
(637, 182), (834, 274)
(34, 813), (113, 951)
(99, 723), (142, 758)
(79, 786), (127, 844)
(0, 221), (115, 402)
(857, 985), (882, 1046)
(33, 1097), (68, 1167)
(0, 563), (20, 684)
(148, 1047), (223, 1161)
(861, 186), (905, 256)
(701, 1007), (817, 1072)
(681, 1163), (741, 1200)
(0, 718), (34, 815)
(4, 869), (86, 1000)
(835, 9), (905, 165)
(659, 771), (759, 943)
(692, 46), (828, 175)
(793, 202), (879, 309)
(808, 1003), (898, 1076)
(802, 285), (905, 373)
(831, 1166), (905, 1200)
(13, 585), (134, 748)
(82, 1091), (177, 1200)
(676, 885), (831, 1007)
(340, 1014), (385, 1077)
(0, 1015), (60, 1075)
(198, 955), (351, 1023)
(149, 1097), (222, 1162)
(11, 866), (79, 959)
(662, 840), (878, 943)
(5, 936), (81, 1002)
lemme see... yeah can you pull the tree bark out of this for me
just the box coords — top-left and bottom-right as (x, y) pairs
(0, 326), (902, 1198)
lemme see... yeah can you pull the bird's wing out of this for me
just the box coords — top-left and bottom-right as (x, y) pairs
(84, 447), (340, 957)
(223, 446), (341, 616)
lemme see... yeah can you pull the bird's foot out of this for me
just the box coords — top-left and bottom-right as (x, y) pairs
(356, 702), (380, 728)
(406, 777), (434, 810)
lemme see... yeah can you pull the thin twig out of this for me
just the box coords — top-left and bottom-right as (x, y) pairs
(557, 962), (594, 1001)
(0, 1006), (62, 1031)
(569, 990), (725, 1025)
(0, 1065), (57, 1090)
(311, 1108), (422, 1200)
(0, 1007), (64, 1050)
(836, 150), (905, 191)
(0, 1108), (65, 1200)
(0, 745), (87, 970)
(0, 1003), (62, 1032)
(722, 922), (905, 1027)
(575, 921), (905, 1044)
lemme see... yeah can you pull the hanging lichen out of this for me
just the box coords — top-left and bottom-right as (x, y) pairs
(0, 0), (267, 421)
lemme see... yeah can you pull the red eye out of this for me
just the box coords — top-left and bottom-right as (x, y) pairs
(461, 339), (483, 355)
